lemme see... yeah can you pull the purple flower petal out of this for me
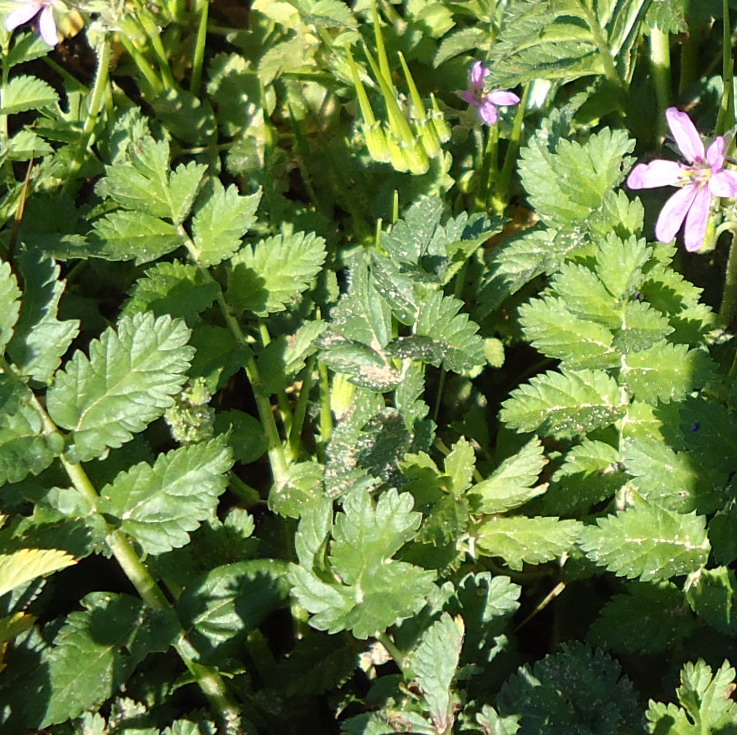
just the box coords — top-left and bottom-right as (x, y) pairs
(38, 4), (57, 45)
(655, 184), (698, 243)
(487, 90), (520, 107)
(478, 101), (499, 125)
(710, 170), (737, 198)
(626, 160), (683, 189)
(470, 61), (489, 89)
(682, 186), (711, 252)
(666, 107), (705, 163)
(458, 90), (478, 107)
(5, 2), (41, 31)
(707, 137), (726, 171)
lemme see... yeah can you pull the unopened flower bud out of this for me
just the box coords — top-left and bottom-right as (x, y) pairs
(363, 121), (391, 163)
(417, 118), (442, 158)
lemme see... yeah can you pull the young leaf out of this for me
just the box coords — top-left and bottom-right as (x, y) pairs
(500, 369), (625, 439)
(288, 489), (437, 638)
(191, 182), (261, 266)
(227, 231), (326, 315)
(46, 313), (194, 463)
(550, 262), (619, 327)
(685, 566), (737, 636)
(444, 437), (476, 496)
(0, 549), (76, 598)
(646, 660), (737, 734)
(98, 437), (233, 554)
(96, 137), (205, 224)
(0, 377), (63, 484)
(6, 249), (79, 384)
(470, 438), (547, 514)
(0, 259), (21, 352)
(411, 613), (464, 732)
(476, 516), (582, 571)
(595, 235), (650, 300)
(580, 503), (710, 581)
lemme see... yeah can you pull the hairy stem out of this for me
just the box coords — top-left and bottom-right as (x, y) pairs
(648, 27), (671, 138)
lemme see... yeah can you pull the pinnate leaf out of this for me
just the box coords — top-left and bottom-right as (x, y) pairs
(0, 259), (20, 352)
(90, 210), (181, 265)
(227, 231), (326, 315)
(580, 503), (710, 581)
(477, 516), (582, 571)
(46, 313), (194, 463)
(0, 74), (58, 115)
(470, 438), (547, 514)
(500, 369), (625, 439)
(646, 660), (737, 734)
(192, 182), (261, 266)
(98, 437), (233, 555)
(289, 489), (436, 638)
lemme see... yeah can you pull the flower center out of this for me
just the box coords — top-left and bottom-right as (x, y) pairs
(682, 161), (713, 188)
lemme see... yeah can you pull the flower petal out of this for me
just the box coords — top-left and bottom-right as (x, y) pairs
(478, 101), (499, 125)
(38, 5), (57, 45)
(655, 184), (698, 243)
(458, 90), (478, 107)
(469, 61), (489, 89)
(683, 186), (711, 252)
(487, 90), (520, 107)
(707, 137), (726, 171)
(626, 160), (684, 189)
(5, 2), (40, 31)
(710, 169), (737, 199)
(666, 107), (705, 163)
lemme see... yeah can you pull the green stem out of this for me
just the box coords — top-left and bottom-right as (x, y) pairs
(288, 358), (315, 461)
(178, 227), (290, 486)
(719, 227), (737, 330)
(493, 83), (530, 212)
(318, 361), (333, 454)
(25, 393), (245, 732)
(475, 123), (498, 212)
(716, 0), (734, 136)
(375, 631), (408, 672)
(140, 13), (178, 92)
(574, 0), (625, 90)
(190, 0), (209, 95)
(648, 27), (671, 137)
(118, 34), (162, 95)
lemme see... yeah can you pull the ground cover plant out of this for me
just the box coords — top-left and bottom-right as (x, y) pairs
(6, 0), (737, 732)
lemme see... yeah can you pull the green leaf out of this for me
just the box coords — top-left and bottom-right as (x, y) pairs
(519, 126), (634, 227)
(269, 461), (324, 518)
(0, 74), (58, 115)
(414, 291), (485, 373)
(623, 438), (722, 514)
(179, 559), (290, 658)
(499, 642), (641, 735)
(98, 437), (233, 554)
(46, 313), (194, 463)
(550, 262), (619, 327)
(288, 489), (436, 638)
(0, 259), (21, 352)
(500, 369), (625, 439)
(589, 581), (695, 654)
(543, 439), (624, 515)
(596, 235), (651, 300)
(444, 437), (475, 495)
(0, 377), (63, 484)
(685, 566), (737, 637)
(213, 409), (267, 465)
(227, 231), (326, 315)
(191, 182), (261, 266)
(470, 438), (547, 514)
(477, 516), (582, 571)
(646, 660), (737, 734)
(89, 210), (182, 265)
(519, 296), (618, 369)
(411, 613), (464, 730)
(123, 261), (219, 325)
(0, 548), (75, 598)
(38, 592), (178, 727)
(434, 27), (487, 67)
(580, 503), (710, 581)
(96, 137), (206, 224)
(621, 342), (714, 403)
(6, 249), (79, 383)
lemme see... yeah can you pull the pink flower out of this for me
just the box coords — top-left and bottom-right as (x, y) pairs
(5, 0), (58, 46)
(459, 61), (520, 126)
(627, 107), (737, 252)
